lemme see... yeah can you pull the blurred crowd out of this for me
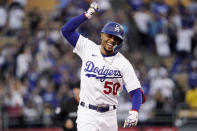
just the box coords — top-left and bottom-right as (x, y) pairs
(0, 0), (197, 129)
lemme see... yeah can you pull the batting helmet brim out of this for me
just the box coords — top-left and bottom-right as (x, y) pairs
(101, 30), (123, 41)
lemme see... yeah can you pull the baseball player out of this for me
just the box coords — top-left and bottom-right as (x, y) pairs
(61, 2), (145, 131)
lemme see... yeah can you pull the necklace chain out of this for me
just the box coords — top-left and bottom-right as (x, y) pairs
(102, 55), (122, 74)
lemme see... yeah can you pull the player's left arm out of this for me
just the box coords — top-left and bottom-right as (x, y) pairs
(123, 88), (146, 128)
(121, 60), (146, 128)
(130, 88), (146, 111)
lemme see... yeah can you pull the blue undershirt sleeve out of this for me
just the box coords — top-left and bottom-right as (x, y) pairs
(61, 14), (88, 47)
(129, 88), (142, 112)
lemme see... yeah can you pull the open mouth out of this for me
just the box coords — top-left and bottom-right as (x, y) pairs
(106, 42), (114, 49)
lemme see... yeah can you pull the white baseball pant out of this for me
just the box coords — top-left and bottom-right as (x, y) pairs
(76, 105), (118, 131)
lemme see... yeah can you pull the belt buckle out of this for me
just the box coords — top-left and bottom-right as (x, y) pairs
(97, 104), (109, 112)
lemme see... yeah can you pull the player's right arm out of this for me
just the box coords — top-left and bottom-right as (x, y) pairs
(61, 2), (99, 47)
(61, 14), (86, 47)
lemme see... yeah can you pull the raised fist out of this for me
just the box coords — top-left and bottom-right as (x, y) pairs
(123, 110), (138, 128)
(90, 2), (99, 12)
(84, 2), (99, 19)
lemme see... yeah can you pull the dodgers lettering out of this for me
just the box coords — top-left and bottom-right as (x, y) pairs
(84, 61), (122, 82)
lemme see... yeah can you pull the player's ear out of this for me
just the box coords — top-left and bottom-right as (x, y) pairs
(101, 33), (106, 39)
(100, 33), (103, 39)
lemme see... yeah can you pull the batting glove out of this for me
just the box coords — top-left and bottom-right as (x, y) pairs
(84, 2), (99, 19)
(123, 110), (138, 128)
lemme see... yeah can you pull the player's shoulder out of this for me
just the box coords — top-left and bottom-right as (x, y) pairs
(78, 35), (99, 47)
(78, 35), (95, 44)
(115, 53), (136, 72)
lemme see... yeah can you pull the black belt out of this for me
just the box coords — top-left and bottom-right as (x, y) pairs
(80, 101), (116, 113)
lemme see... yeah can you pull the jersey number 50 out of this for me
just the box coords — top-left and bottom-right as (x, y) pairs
(104, 81), (120, 95)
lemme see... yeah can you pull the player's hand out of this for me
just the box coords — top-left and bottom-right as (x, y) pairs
(65, 119), (74, 129)
(84, 2), (99, 19)
(123, 110), (138, 128)
(90, 2), (99, 12)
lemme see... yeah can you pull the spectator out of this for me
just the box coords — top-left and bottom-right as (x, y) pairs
(176, 22), (194, 56)
(7, 3), (24, 36)
(133, 6), (151, 49)
(23, 99), (41, 127)
(43, 102), (53, 126)
(148, 63), (168, 80)
(16, 45), (32, 79)
(155, 29), (170, 57)
(149, 69), (175, 111)
(170, 21), (194, 75)
(0, 44), (17, 77)
(28, 7), (41, 35)
(41, 80), (58, 108)
(167, 10), (180, 53)
(185, 87), (197, 109)
(31, 90), (43, 114)
(3, 78), (24, 127)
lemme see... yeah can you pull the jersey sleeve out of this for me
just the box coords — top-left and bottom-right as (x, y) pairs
(73, 35), (94, 59)
(122, 61), (141, 92)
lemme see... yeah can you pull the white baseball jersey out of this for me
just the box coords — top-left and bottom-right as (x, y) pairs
(73, 35), (141, 106)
